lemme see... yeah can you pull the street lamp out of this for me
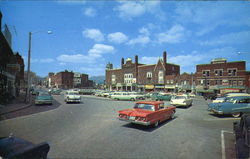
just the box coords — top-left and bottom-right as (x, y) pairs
(26, 30), (52, 103)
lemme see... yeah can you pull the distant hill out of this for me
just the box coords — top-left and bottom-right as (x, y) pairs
(89, 76), (105, 84)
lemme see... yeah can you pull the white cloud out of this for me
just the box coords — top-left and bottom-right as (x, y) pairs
(107, 32), (128, 44)
(57, 54), (95, 63)
(82, 29), (104, 42)
(139, 27), (150, 36)
(156, 24), (185, 44)
(88, 44), (114, 57)
(23, 56), (54, 64)
(127, 36), (150, 45)
(57, 44), (114, 64)
(175, 2), (250, 35)
(114, 0), (163, 20)
(140, 47), (236, 73)
(83, 7), (96, 17)
(200, 31), (250, 46)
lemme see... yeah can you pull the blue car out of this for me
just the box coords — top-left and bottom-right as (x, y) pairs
(208, 96), (250, 117)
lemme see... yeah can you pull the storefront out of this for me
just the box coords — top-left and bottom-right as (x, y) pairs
(154, 85), (165, 91)
(165, 85), (176, 92)
(145, 85), (154, 92)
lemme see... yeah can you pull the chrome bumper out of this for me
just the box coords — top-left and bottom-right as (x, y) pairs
(118, 117), (151, 126)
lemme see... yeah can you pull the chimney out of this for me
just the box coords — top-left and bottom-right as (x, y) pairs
(163, 51), (167, 75)
(163, 51), (167, 64)
(0, 11), (2, 31)
(135, 55), (138, 65)
(121, 58), (124, 67)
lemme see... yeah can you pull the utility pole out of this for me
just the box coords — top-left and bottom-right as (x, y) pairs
(26, 32), (32, 103)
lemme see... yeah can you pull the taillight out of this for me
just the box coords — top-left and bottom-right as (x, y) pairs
(136, 117), (146, 121)
(119, 114), (127, 119)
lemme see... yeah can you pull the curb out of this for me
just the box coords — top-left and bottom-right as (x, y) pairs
(0, 103), (33, 116)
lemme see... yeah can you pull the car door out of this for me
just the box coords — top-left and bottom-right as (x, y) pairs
(233, 98), (250, 113)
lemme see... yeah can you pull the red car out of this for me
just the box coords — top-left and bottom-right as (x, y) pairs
(118, 101), (176, 127)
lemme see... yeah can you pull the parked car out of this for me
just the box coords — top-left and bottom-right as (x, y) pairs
(170, 95), (193, 108)
(50, 89), (62, 95)
(224, 92), (250, 97)
(151, 93), (172, 101)
(35, 92), (53, 105)
(203, 92), (217, 100)
(110, 92), (143, 101)
(212, 97), (226, 103)
(233, 113), (250, 159)
(212, 93), (250, 103)
(118, 101), (176, 127)
(64, 91), (81, 103)
(208, 96), (250, 117)
(0, 136), (50, 159)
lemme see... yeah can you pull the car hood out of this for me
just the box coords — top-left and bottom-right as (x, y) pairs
(118, 108), (153, 117)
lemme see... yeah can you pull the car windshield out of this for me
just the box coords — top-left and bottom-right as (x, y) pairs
(39, 93), (50, 96)
(174, 96), (186, 99)
(134, 103), (155, 111)
(224, 97), (237, 103)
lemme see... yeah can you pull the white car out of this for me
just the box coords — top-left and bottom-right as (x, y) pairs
(170, 95), (193, 108)
(64, 91), (81, 103)
(212, 97), (226, 103)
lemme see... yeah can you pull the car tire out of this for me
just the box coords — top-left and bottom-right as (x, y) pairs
(154, 121), (159, 127)
(170, 111), (175, 119)
(232, 113), (241, 118)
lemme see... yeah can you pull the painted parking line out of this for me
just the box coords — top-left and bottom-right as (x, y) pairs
(204, 118), (240, 121)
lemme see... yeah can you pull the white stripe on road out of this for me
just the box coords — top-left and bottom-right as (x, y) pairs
(204, 118), (240, 121)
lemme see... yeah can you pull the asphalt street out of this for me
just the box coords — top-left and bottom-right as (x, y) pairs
(0, 95), (238, 159)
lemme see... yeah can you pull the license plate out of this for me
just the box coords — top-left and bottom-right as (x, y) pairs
(129, 116), (135, 120)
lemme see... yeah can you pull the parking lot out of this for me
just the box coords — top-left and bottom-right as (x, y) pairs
(0, 95), (238, 159)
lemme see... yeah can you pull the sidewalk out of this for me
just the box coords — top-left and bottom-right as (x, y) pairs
(0, 92), (33, 115)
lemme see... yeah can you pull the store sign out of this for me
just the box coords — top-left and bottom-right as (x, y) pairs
(137, 85), (144, 88)
(165, 85), (175, 89)
(155, 85), (165, 88)
(145, 85), (154, 89)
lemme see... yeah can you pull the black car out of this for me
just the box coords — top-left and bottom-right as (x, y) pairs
(203, 92), (217, 100)
(234, 113), (250, 159)
(0, 136), (50, 159)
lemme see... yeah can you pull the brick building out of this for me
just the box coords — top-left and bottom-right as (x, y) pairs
(48, 71), (94, 89)
(105, 51), (180, 91)
(0, 11), (24, 103)
(195, 58), (249, 94)
(165, 73), (196, 93)
(52, 71), (74, 89)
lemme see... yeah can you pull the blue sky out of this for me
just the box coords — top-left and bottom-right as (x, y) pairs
(1, 0), (250, 77)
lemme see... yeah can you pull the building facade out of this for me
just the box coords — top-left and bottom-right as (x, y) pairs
(48, 71), (94, 89)
(105, 51), (180, 92)
(0, 12), (24, 103)
(195, 58), (249, 94)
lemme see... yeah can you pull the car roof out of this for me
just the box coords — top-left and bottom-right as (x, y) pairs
(136, 101), (163, 105)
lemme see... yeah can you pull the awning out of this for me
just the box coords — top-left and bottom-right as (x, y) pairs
(155, 85), (165, 88)
(145, 85), (154, 89)
(165, 85), (175, 89)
